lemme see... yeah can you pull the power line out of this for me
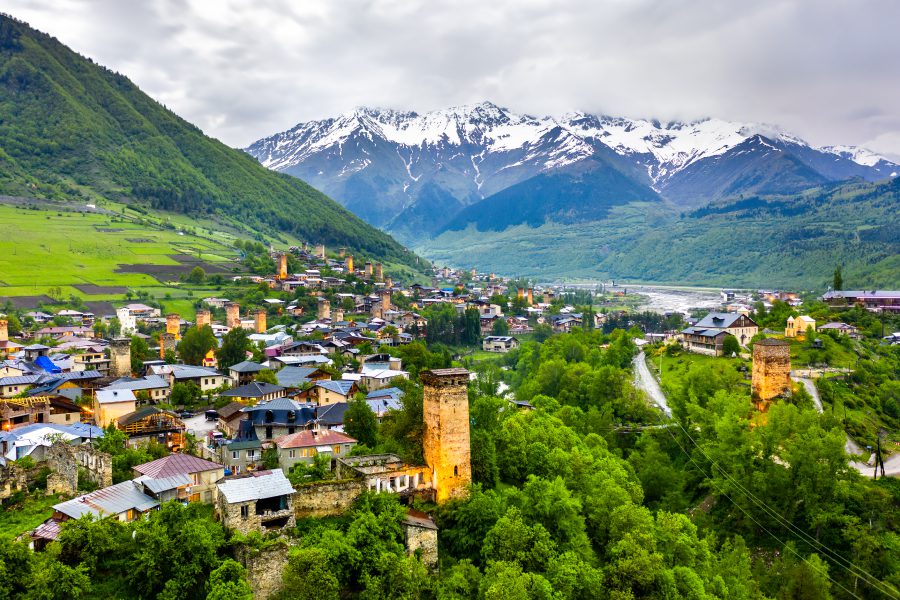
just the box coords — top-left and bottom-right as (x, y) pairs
(666, 416), (898, 599)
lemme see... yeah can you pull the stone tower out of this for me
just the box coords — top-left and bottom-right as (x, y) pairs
(527, 288), (534, 305)
(385, 276), (393, 289)
(375, 262), (384, 282)
(166, 314), (181, 339)
(109, 337), (132, 378)
(317, 298), (331, 321)
(315, 244), (326, 259)
(195, 309), (211, 329)
(380, 289), (391, 313)
(345, 255), (354, 273)
(254, 309), (267, 334)
(365, 261), (373, 278)
(422, 368), (472, 503)
(752, 338), (791, 406)
(226, 303), (241, 329)
(517, 288), (524, 300)
(338, 247), (346, 258)
(0, 318), (7, 343)
(277, 253), (288, 280)
(332, 308), (344, 323)
(159, 332), (177, 360)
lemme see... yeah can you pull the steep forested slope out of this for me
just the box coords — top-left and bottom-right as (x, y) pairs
(0, 15), (415, 266)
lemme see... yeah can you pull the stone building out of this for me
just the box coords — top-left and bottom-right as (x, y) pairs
(752, 338), (791, 406)
(196, 309), (212, 329)
(421, 368), (471, 503)
(402, 509), (438, 570)
(317, 298), (331, 321)
(45, 440), (113, 495)
(216, 470), (295, 534)
(108, 337), (132, 379)
(277, 253), (288, 280)
(375, 262), (383, 282)
(226, 303), (241, 329)
(254, 309), (267, 334)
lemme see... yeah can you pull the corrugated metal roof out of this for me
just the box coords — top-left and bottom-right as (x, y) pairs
(54, 481), (158, 519)
(217, 470), (294, 504)
(133, 453), (223, 478)
(135, 473), (193, 493)
(96, 389), (136, 404)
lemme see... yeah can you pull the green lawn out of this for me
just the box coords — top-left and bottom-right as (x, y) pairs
(649, 347), (749, 397)
(0, 493), (60, 541)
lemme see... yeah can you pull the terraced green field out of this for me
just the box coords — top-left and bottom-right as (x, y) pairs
(0, 202), (241, 311)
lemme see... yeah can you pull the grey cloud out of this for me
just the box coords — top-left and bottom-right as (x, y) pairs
(5, 0), (900, 156)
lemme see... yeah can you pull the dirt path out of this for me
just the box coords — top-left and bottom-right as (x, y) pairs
(633, 351), (671, 417)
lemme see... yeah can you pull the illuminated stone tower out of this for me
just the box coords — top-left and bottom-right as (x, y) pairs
(422, 368), (472, 503)
(109, 337), (132, 378)
(365, 261), (373, 278)
(527, 288), (534, 305)
(345, 254), (354, 273)
(752, 338), (791, 408)
(277, 253), (288, 280)
(0, 319), (7, 343)
(253, 309), (267, 334)
(166, 314), (181, 339)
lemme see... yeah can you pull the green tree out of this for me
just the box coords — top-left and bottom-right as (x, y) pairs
(177, 325), (217, 366)
(833, 265), (843, 291)
(130, 335), (150, 374)
(722, 334), (741, 356)
(345, 394), (378, 448)
(186, 266), (206, 285)
(217, 327), (251, 370)
(205, 559), (252, 600)
(492, 318), (510, 336)
(171, 381), (203, 407)
(281, 548), (340, 600)
(254, 369), (278, 385)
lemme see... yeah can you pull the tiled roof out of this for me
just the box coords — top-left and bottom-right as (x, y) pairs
(220, 382), (285, 398)
(275, 429), (356, 449)
(133, 453), (223, 478)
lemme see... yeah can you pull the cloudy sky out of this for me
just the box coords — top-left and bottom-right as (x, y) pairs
(6, 0), (900, 157)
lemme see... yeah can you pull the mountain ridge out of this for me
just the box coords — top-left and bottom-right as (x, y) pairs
(246, 101), (898, 233)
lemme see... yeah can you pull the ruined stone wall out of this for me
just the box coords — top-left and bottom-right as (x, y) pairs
(45, 441), (112, 495)
(422, 369), (472, 504)
(0, 462), (27, 500)
(293, 479), (367, 518)
(234, 541), (292, 599)
(405, 525), (438, 570)
(752, 340), (791, 402)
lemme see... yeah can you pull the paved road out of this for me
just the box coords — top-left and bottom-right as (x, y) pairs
(633, 351), (671, 417)
(792, 374), (897, 478)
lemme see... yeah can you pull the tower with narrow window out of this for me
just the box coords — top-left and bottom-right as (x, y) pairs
(421, 368), (471, 503)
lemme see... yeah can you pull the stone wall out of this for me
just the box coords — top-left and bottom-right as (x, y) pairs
(45, 441), (112, 495)
(405, 524), (438, 570)
(752, 339), (792, 403)
(234, 541), (292, 600)
(421, 369), (472, 503)
(293, 479), (367, 518)
(0, 462), (27, 500)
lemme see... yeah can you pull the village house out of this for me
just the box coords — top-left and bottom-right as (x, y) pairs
(104, 375), (171, 404)
(818, 322), (861, 339)
(116, 406), (185, 450)
(304, 380), (358, 406)
(216, 401), (247, 438)
(239, 398), (317, 442)
(94, 388), (137, 427)
(274, 429), (357, 470)
(133, 454), (225, 504)
(228, 360), (267, 385)
(218, 382), (286, 405)
(216, 470), (296, 534)
(275, 366), (330, 389)
(150, 364), (228, 393)
(680, 327), (728, 356)
(0, 422), (102, 463)
(821, 290), (900, 312)
(689, 312), (759, 345)
(482, 335), (519, 353)
(785, 315), (816, 338)
(221, 438), (263, 474)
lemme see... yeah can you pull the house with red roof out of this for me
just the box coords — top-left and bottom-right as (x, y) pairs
(274, 429), (356, 471)
(132, 453), (225, 504)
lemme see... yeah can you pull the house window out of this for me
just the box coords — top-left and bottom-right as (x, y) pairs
(240, 505), (249, 519)
(454, 465), (459, 477)
(247, 450), (256, 459)
(265, 427), (273, 439)
(289, 450), (295, 458)
(232, 451), (238, 460)
(265, 410), (274, 423)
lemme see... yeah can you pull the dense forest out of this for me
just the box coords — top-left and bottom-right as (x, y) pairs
(0, 15), (417, 268)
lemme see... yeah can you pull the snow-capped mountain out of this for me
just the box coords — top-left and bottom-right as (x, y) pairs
(245, 101), (898, 234)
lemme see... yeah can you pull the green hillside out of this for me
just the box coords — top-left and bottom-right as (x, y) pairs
(420, 177), (900, 288)
(0, 15), (416, 268)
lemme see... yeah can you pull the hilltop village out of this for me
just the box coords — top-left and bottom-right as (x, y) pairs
(1, 242), (899, 598)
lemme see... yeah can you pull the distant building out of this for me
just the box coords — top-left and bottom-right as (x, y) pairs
(821, 290), (900, 312)
(274, 429), (356, 470)
(482, 336), (519, 353)
(785, 315), (816, 338)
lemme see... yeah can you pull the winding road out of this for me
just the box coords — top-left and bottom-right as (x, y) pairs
(633, 351), (671, 417)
